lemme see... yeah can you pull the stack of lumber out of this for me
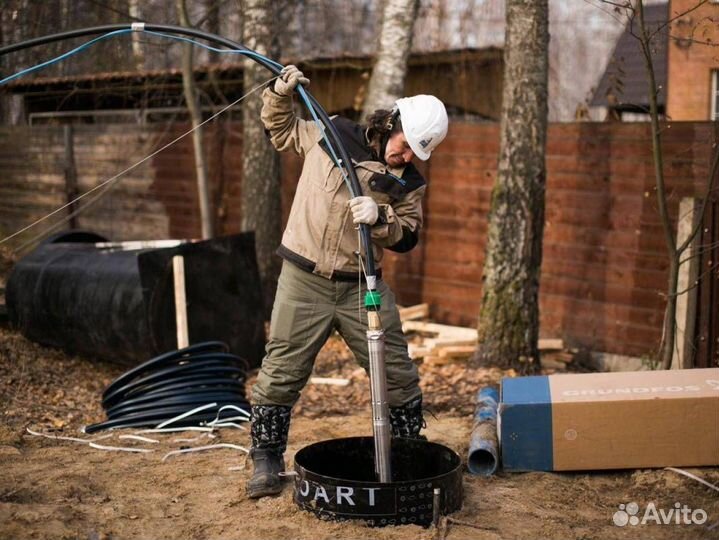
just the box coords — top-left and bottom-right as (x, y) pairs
(398, 303), (577, 371)
(539, 347), (576, 373)
(404, 321), (478, 366)
(399, 304), (477, 366)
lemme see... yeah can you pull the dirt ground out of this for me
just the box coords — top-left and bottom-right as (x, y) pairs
(1, 321), (718, 540)
(1, 246), (717, 540)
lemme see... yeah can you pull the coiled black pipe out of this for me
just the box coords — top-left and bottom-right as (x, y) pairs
(0, 23), (376, 281)
(84, 341), (250, 433)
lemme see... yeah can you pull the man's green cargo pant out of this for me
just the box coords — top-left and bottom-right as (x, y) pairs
(252, 261), (422, 408)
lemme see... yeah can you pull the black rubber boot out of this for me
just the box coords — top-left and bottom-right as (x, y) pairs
(389, 396), (427, 440)
(247, 404), (291, 499)
(247, 448), (285, 498)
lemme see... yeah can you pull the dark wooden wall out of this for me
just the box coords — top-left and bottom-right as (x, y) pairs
(0, 121), (713, 358)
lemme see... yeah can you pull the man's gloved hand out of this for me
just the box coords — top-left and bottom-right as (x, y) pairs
(348, 196), (379, 225)
(274, 65), (309, 97)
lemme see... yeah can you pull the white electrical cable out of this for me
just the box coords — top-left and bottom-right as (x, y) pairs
(26, 427), (113, 443)
(205, 404), (251, 429)
(206, 415), (249, 425)
(665, 467), (719, 531)
(118, 434), (160, 444)
(172, 433), (216, 443)
(154, 402), (218, 429)
(210, 422), (247, 430)
(357, 227), (363, 323)
(665, 467), (719, 493)
(88, 442), (154, 453)
(26, 428), (153, 453)
(161, 443), (248, 462)
(216, 404), (251, 418)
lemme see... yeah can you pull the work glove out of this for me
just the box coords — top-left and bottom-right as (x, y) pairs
(274, 65), (309, 97)
(348, 196), (379, 225)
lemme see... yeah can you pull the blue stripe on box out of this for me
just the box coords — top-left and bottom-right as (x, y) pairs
(500, 376), (553, 471)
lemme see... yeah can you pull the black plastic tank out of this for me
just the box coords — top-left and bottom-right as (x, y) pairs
(5, 231), (265, 367)
(294, 437), (463, 527)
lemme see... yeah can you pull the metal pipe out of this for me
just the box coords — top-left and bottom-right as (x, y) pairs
(467, 386), (500, 476)
(367, 311), (391, 482)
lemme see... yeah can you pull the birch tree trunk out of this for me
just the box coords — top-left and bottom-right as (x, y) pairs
(0, 7), (6, 125)
(176, 0), (214, 239)
(204, 0), (221, 64)
(476, 0), (549, 375)
(128, 0), (144, 71)
(361, 0), (419, 120)
(241, 0), (282, 317)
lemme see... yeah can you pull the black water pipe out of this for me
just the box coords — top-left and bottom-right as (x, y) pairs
(84, 341), (250, 433)
(6, 233), (266, 366)
(0, 23), (377, 281)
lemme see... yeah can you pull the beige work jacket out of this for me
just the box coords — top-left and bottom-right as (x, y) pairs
(261, 87), (426, 280)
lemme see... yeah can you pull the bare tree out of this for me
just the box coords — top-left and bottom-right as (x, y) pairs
(0, 0), (140, 78)
(475, 0), (549, 375)
(361, 0), (420, 119)
(176, 0), (214, 239)
(204, 0), (221, 64)
(240, 0), (283, 316)
(597, 0), (718, 369)
(0, 4), (7, 125)
(128, 0), (144, 71)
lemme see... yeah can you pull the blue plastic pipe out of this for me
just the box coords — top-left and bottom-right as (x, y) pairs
(467, 386), (500, 476)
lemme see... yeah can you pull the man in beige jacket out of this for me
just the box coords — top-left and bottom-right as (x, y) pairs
(248, 65), (448, 499)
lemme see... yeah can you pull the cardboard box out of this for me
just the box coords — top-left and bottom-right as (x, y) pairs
(499, 368), (719, 471)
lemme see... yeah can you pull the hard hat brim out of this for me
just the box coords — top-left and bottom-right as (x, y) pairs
(406, 137), (431, 161)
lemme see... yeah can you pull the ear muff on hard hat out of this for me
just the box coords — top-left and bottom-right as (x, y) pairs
(377, 109), (401, 163)
(395, 95), (448, 161)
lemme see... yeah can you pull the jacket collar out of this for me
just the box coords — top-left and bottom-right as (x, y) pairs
(320, 116), (407, 176)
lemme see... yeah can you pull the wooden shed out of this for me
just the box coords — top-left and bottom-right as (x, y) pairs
(4, 47), (503, 125)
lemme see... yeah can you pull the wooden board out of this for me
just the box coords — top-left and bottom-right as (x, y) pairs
(538, 338), (564, 351)
(309, 377), (351, 386)
(438, 345), (476, 358)
(398, 303), (429, 322)
(402, 321), (478, 340)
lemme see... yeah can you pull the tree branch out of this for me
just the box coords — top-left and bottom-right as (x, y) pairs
(194, 0), (234, 30)
(679, 237), (719, 266)
(677, 145), (719, 255)
(581, 0), (630, 26)
(597, 0), (632, 10)
(84, 0), (144, 22)
(669, 258), (719, 298)
(651, 0), (709, 38)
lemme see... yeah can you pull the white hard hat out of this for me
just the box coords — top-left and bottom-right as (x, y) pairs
(395, 95), (448, 161)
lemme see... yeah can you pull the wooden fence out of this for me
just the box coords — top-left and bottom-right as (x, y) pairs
(0, 121), (714, 358)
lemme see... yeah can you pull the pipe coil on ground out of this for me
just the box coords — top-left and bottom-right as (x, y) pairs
(84, 341), (250, 433)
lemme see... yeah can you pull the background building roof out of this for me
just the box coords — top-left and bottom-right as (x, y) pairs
(591, 2), (669, 111)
